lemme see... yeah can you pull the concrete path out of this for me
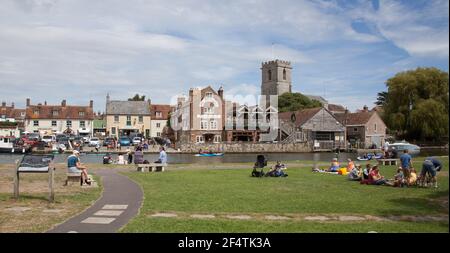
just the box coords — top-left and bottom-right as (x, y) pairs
(47, 170), (143, 233)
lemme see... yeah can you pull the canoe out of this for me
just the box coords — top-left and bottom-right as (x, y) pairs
(194, 153), (224, 157)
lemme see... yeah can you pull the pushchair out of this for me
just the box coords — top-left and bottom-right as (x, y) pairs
(251, 155), (267, 177)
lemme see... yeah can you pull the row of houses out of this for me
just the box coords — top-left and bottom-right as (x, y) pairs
(0, 97), (171, 139)
(168, 85), (386, 149)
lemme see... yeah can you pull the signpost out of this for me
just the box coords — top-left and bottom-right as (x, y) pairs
(13, 155), (55, 202)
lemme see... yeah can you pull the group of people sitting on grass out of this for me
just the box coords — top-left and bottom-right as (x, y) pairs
(313, 149), (442, 188)
(251, 155), (288, 178)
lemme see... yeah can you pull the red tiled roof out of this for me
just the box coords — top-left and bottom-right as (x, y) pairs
(26, 105), (94, 120)
(327, 104), (346, 112)
(279, 107), (322, 126)
(335, 111), (374, 126)
(150, 104), (171, 120)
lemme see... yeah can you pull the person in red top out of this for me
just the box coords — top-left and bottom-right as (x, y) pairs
(368, 166), (393, 186)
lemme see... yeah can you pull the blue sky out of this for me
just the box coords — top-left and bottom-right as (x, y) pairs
(0, 0), (448, 112)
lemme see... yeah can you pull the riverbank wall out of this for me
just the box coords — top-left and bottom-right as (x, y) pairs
(176, 143), (312, 153)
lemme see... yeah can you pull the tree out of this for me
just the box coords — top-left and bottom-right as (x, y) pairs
(278, 92), (322, 112)
(375, 91), (388, 106)
(381, 67), (449, 141)
(128, 94), (146, 101)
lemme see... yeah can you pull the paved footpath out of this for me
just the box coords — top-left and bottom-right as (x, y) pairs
(48, 169), (143, 233)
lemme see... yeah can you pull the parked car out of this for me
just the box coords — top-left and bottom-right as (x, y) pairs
(41, 135), (56, 143)
(58, 137), (70, 148)
(119, 136), (131, 147)
(26, 133), (40, 141)
(103, 137), (115, 147)
(89, 137), (100, 147)
(132, 137), (142, 145)
(56, 134), (67, 142)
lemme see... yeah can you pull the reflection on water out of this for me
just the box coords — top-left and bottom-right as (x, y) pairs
(0, 149), (446, 165)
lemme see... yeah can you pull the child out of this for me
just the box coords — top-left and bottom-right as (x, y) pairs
(392, 168), (405, 187)
(328, 158), (340, 172)
(348, 164), (362, 181)
(407, 168), (418, 186)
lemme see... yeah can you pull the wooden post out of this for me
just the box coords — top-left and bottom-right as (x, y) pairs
(48, 164), (55, 202)
(13, 159), (19, 199)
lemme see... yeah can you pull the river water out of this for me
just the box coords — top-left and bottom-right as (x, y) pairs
(0, 148), (446, 165)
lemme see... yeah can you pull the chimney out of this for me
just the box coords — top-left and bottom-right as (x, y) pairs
(26, 98), (30, 106)
(218, 86), (224, 99)
(363, 105), (368, 112)
(89, 100), (93, 108)
(44, 101), (47, 106)
(11, 102), (14, 108)
(1, 102), (5, 107)
(61, 100), (66, 107)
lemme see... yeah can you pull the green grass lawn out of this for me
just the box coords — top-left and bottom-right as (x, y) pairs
(121, 157), (449, 233)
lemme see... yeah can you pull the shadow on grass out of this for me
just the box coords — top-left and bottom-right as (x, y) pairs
(377, 189), (449, 216)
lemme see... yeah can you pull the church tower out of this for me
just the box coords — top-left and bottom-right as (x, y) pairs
(261, 60), (292, 96)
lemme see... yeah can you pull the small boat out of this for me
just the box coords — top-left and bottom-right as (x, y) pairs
(0, 136), (31, 154)
(195, 153), (224, 157)
(388, 141), (420, 157)
(357, 153), (383, 161)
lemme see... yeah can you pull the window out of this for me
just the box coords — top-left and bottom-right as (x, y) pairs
(268, 70), (272, 80)
(156, 123), (161, 128)
(374, 123), (377, 132)
(213, 135), (221, 143)
(111, 127), (116, 135)
(126, 115), (131, 126)
(79, 111), (85, 117)
(52, 110), (59, 116)
(51, 121), (57, 127)
(201, 121), (208, 130)
(283, 68), (286, 80)
(33, 120), (39, 126)
(178, 116), (182, 123)
(206, 92), (212, 98)
(156, 132), (161, 137)
(114, 115), (119, 122)
(66, 120), (72, 127)
(80, 121), (85, 128)
(210, 120), (217, 130)
(196, 135), (204, 143)
(33, 110), (39, 115)
(156, 111), (162, 118)
(353, 128), (358, 132)
(138, 116), (143, 123)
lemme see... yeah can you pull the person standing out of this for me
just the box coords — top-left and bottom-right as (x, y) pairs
(400, 149), (412, 179)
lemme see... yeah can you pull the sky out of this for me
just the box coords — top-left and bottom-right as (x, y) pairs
(0, 0), (448, 112)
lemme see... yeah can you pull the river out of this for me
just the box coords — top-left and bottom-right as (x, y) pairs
(0, 148), (446, 165)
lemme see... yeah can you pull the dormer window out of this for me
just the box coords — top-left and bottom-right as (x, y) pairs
(52, 110), (59, 116)
(156, 111), (162, 118)
(79, 111), (85, 116)
(33, 110), (39, 115)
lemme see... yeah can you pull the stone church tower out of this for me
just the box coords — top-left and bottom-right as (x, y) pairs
(261, 60), (292, 96)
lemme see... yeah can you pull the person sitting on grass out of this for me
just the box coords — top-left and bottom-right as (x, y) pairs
(67, 150), (91, 185)
(348, 164), (362, 181)
(328, 158), (340, 172)
(367, 165), (393, 186)
(391, 168), (405, 187)
(274, 161), (288, 177)
(346, 158), (355, 172)
(407, 168), (418, 186)
(117, 153), (126, 164)
(363, 163), (371, 180)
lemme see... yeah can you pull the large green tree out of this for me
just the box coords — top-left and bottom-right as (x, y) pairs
(278, 92), (322, 112)
(128, 94), (146, 101)
(381, 67), (449, 141)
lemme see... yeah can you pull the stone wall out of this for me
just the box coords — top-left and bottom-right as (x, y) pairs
(176, 142), (312, 153)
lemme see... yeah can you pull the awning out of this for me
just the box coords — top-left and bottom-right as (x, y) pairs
(78, 128), (91, 134)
